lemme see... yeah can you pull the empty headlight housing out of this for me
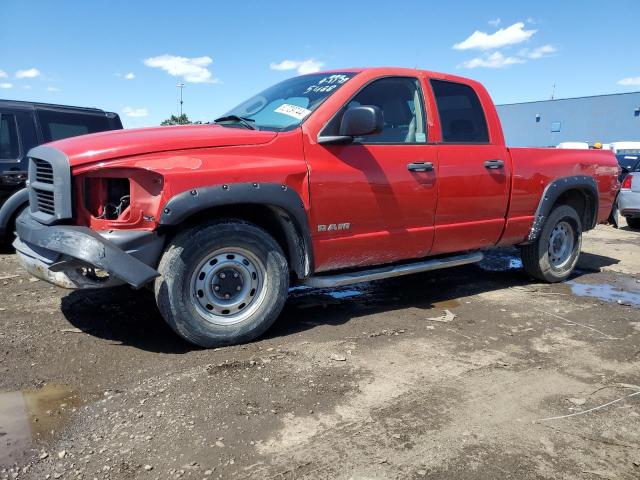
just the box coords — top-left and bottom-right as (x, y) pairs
(75, 169), (163, 229)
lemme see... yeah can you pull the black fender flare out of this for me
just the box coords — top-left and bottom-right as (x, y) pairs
(527, 175), (599, 242)
(158, 183), (313, 277)
(0, 187), (29, 238)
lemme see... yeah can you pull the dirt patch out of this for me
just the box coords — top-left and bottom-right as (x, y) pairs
(1, 224), (640, 479)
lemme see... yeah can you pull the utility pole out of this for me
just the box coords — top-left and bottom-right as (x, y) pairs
(177, 83), (185, 116)
(550, 83), (556, 100)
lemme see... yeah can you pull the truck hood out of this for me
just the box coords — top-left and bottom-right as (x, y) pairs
(45, 124), (278, 167)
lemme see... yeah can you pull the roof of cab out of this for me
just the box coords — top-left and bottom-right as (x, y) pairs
(311, 66), (481, 85)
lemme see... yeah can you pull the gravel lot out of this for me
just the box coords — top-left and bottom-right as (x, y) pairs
(1, 223), (640, 479)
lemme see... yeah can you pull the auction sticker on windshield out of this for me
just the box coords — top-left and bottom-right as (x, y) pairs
(274, 104), (312, 120)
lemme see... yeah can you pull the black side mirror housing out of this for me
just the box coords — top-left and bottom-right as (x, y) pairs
(340, 106), (383, 137)
(318, 105), (383, 145)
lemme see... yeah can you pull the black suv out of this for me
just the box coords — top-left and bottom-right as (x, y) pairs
(0, 100), (122, 242)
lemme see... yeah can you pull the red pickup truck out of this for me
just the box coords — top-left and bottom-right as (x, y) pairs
(14, 67), (619, 347)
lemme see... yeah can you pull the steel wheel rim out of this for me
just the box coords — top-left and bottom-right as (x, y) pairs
(548, 220), (575, 269)
(189, 248), (267, 326)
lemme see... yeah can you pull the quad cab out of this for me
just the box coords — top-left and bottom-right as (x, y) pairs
(13, 68), (620, 347)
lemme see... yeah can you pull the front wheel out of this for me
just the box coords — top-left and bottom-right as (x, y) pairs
(520, 205), (582, 283)
(627, 217), (640, 230)
(155, 220), (289, 348)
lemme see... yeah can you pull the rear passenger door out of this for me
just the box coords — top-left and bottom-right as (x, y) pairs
(428, 79), (511, 254)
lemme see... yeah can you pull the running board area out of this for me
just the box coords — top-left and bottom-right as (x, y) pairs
(300, 252), (484, 289)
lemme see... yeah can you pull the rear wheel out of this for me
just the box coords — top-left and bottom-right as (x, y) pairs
(155, 220), (289, 347)
(520, 205), (582, 283)
(627, 217), (640, 229)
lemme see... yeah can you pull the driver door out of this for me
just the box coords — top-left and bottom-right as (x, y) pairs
(303, 76), (438, 272)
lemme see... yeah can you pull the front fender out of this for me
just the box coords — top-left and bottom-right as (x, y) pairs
(158, 182), (313, 277)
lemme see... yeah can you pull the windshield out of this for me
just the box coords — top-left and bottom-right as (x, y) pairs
(616, 150), (640, 172)
(219, 72), (357, 131)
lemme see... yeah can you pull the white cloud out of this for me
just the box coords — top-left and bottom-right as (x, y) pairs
(0, 70), (7, 78)
(526, 44), (556, 59)
(269, 58), (324, 75)
(453, 22), (536, 51)
(46, 86), (60, 92)
(23, 85), (32, 89)
(143, 55), (217, 83)
(488, 18), (501, 27)
(461, 52), (526, 69)
(0, 82), (13, 89)
(618, 77), (640, 86)
(15, 68), (41, 79)
(122, 106), (148, 117)
(124, 72), (135, 80)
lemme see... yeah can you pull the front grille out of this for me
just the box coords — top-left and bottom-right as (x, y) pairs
(33, 187), (56, 215)
(27, 146), (72, 224)
(33, 158), (54, 184)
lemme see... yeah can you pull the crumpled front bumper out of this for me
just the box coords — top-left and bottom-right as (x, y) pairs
(13, 210), (163, 289)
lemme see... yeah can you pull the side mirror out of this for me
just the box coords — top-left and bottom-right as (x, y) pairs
(340, 106), (383, 137)
(317, 106), (383, 145)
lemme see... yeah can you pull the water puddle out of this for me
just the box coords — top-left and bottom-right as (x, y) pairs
(568, 281), (640, 308)
(479, 252), (523, 272)
(325, 289), (363, 299)
(0, 384), (79, 466)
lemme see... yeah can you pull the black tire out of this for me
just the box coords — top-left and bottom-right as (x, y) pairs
(520, 205), (582, 283)
(154, 220), (289, 348)
(0, 203), (27, 250)
(626, 217), (640, 230)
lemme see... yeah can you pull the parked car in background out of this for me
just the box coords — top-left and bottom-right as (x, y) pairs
(610, 141), (640, 182)
(12, 67), (619, 347)
(0, 100), (122, 243)
(619, 172), (640, 229)
(615, 143), (640, 229)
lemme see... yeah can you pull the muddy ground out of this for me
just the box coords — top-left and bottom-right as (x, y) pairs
(1, 223), (640, 480)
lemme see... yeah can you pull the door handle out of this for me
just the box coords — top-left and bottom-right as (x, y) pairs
(407, 162), (434, 172)
(484, 159), (504, 169)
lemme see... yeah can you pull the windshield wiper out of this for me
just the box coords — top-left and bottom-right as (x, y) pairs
(213, 115), (256, 130)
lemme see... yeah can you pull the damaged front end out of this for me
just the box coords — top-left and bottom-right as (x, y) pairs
(13, 146), (164, 289)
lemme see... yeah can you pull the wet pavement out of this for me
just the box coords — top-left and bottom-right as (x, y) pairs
(0, 223), (639, 479)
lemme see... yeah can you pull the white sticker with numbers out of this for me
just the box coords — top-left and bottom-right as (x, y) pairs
(274, 103), (312, 120)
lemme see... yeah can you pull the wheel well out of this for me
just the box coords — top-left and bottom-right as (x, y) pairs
(552, 188), (596, 230)
(163, 203), (310, 278)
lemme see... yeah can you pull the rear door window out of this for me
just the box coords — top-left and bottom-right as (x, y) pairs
(37, 110), (111, 142)
(0, 113), (20, 159)
(430, 79), (489, 143)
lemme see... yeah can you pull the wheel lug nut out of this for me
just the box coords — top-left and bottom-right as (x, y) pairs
(224, 294), (230, 299)
(236, 286), (242, 291)
(233, 272), (239, 278)
(219, 273), (226, 279)
(214, 286), (220, 291)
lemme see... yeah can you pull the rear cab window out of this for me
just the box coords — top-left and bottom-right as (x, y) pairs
(0, 113), (20, 160)
(430, 79), (489, 143)
(37, 109), (111, 142)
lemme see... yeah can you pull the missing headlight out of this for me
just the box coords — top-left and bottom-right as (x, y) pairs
(84, 177), (131, 220)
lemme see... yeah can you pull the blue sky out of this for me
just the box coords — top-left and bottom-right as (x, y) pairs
(1, 0), (639, 128)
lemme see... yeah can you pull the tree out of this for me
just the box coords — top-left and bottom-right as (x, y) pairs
(160, 114), (191, 126)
